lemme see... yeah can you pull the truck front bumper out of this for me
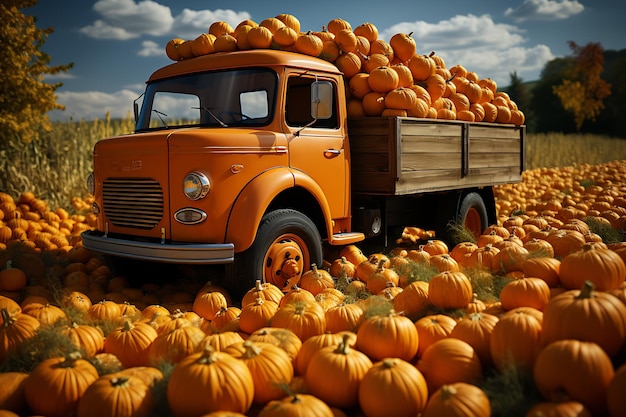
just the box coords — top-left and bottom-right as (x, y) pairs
(81, 230), (234, 264)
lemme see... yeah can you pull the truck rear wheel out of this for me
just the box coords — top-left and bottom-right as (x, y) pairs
(226, 209), (323, 302)
(458, 192), (489, 240)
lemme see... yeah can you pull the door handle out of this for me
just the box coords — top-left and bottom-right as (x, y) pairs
(324, 148), (343, 156)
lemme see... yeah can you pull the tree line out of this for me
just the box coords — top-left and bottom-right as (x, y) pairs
(506, 43), (626, 138)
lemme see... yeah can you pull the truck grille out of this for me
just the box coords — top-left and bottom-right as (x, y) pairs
(102, 178), (164, 229)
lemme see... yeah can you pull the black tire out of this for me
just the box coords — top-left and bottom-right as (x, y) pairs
(225, 209), (323, 303)
(457, 192), (489, 240)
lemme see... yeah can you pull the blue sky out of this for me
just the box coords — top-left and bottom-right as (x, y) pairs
(25, 0), (624, 121)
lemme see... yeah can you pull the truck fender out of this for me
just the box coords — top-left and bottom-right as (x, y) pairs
(225, 167), (333, 252)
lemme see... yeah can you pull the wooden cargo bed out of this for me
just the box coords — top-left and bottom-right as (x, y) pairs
(348, 117), (525, 195)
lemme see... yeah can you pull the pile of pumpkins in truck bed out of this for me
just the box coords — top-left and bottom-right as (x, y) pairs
(165, 14), (525, 125)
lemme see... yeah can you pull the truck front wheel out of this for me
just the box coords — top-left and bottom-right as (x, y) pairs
(227, 209), (323, 301)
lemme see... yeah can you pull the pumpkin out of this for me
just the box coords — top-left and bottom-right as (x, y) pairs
(22, 302), (67, 326)
(208, 21), (234, 37)
(356, 310), (418, 361)
(392, 280), (430, 321)
(305, 333), (373, 409)
(389, 32), (416, 62)
(210, 306), (242, 331)
(366, 258), (399, 294)
(428, 271), (473, 309)
(247, 327), (302, 365)
(559, 243), (626, 291)
(149, 325), (207, 365)
(329, 256), (356, 279)
(421, 382), (491, 417)
(0, 261), (26, 292)
(334, 28), (357, 53)
(489, 307), (543, 372)
(294, 331), (347, 376)
(62, 321), (104, 358)
(525, 401), (592, 417)
(167, 346), (254, 416)
(607, 363), (626, 417)
(103, 320), (158, 368)
(76, 374), (153, 417)
(499, 277), (551, 311)
(192, 283), (229, 320)
(533, 339), (614, 416)
(324, 302), (365, 333)
(241, 280), (283, 307)
(521, 256), (561, 287)
(271, 300), (326, 341)
(295, 31), (323, 57)
(239, 297), (279, 335)
(224, 340), (294, 404)
(0, 307), (40, 363)
(368, 66), (399, 93)
(359, 358), (428, 417)
(257, 393), (334, 417)
(408, 54), (436, 82)
(0, 371), (28, 414)
(339, 244), (368, 266)
(361, 91), (387, 116)
(414, 314), (457, 357)
(384, 87), (418, 110)
(88, 300), (123, 323)
(541, 280), (626, 358)
(354, 22), (379, 42)
(191, 33), (216, 56)
(247, 26), (274, 49)
(417, 338), (482, 393)
(165, 38), (185, 61)
(299, 263), (334, 296)
(213, 33), (238, 52)
(24, 351), (99, 417)
(449, 312), (499, 368)
(198, 331), (245, 352)
(429, 253), (460, 272)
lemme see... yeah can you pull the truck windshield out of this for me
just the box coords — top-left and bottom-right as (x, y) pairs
(135, 68), (277, 131)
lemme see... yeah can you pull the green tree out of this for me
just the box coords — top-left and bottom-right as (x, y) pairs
(552, 41), (611, 130)
(0, 0), (73, 144)
(506, 71), (532, 129)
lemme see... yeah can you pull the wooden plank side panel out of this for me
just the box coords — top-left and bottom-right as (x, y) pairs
(348, 117), (524, 195)
(396, 166), (522, 194)
(349, 117), (398, 194)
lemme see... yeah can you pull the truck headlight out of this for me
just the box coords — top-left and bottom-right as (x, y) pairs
(86, 172), (95, 195)
(183, 171), (210, 200)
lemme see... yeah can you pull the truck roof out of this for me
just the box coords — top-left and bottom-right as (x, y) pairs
(148, 49), (342, 82)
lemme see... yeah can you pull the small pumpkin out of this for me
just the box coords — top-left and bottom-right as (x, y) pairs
(421, 382), (491, 417)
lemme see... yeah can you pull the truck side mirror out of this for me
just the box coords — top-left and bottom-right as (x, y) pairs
(311, 81), (333, 120)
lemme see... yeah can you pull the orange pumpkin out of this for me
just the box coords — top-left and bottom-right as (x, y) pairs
(421, 382), (491, 417)
(359, 358), (428, 417)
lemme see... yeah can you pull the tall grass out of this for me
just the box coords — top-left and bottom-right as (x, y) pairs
(0, 113), (134, 211)
(1, 116), (626, 211)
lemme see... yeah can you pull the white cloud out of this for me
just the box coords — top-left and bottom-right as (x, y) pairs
(172, 8), (252, 39)
(504, 0), (584, 23)
(138, 40), (163, 57)
(49, 89), (141, 121)
(380, 14), (554, 86)
(79, 0), (250, 41)
(80, 0), (174, 39)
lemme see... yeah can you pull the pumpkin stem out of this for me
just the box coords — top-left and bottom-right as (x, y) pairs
(576, 280), (595, 299)
(333, 333), (353, 355)
(376, 258), (386, 273)
(242, 340), (262, 358)
(254, 279), (263, 291)
(1, 308), (15, 328)
(440, 384), (458, 400)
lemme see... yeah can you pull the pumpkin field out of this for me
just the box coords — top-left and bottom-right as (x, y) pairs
(4, 13), (626, 417)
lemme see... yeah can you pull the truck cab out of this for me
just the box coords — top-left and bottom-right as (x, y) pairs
(82, 50), (364, 295)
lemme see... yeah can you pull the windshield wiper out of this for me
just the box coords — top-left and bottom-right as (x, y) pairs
(152, 109), (169, 128)
(194, 107), (228, 127)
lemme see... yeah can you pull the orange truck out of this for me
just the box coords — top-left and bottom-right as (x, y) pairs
(81, 49), (524, 296)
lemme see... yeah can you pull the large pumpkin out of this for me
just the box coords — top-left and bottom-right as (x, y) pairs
(305, 333), (373, 409)
(541, 280), (626, 358)
(24, 352), (99, 417)
(356, 311), (418, 361)
(167, 347), (254, 416)
(224, 340), (294, 404)
(76, 374), (154, 417)
(533, 339), (614, 416)
(559, 243), (626, 291)
(428, 271), (473, 309)
(417, 338), (482, 393)
(421, 382), (491, 417)
(489, 307), (543, 372)
(358, 357), (428, 417)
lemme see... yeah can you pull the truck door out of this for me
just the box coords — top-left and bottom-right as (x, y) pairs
(284, 75), (347, 218)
